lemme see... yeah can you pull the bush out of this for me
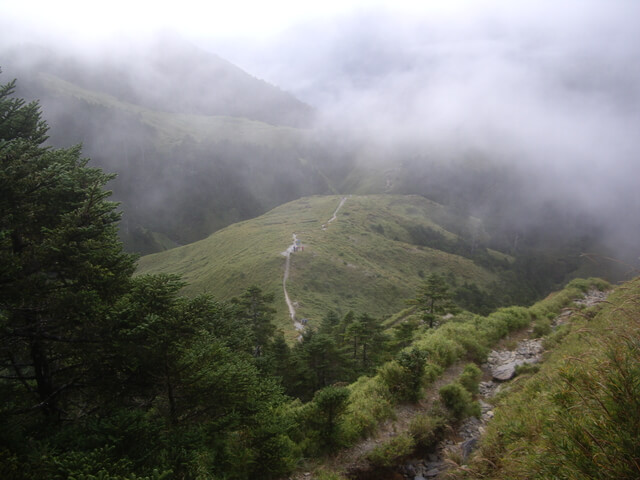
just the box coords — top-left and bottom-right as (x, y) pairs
(532, 318), (552, 337)
(440, 324), (489, 363)
(378, 361), (412, 401)
(342, 376), (394, 443)
(439, 383), (480, 421)
(315, 470), (349, 480)
(459, 363), (483, 395)
(409, 414), (446, 448)
(416, 335), (464, 367)
(308, 386), (350, 451)
(423, 362), (444, 385)
(366, 433), (416, 467)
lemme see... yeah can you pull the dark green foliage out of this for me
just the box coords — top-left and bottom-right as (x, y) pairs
(439, 383), (480, 421)
(0, 76), (298, 480)
(280, 309), (390, 401)
(454, 282), (498, 316)
(406, 224), (504, 273)
(407, 273), (458, 328)
(379, 347), (429, 402)
(408, 414), (446, 449)
(306, 386), (350, 451)
(290, 331), (346, 399)
(342, 313), (387, 371)
(0, 75), (136, 418)
(391, 319), (419, 351)
(458, 363), (483, 395)
(231, 285), (276, 356)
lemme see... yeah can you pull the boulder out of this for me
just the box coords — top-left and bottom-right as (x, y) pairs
(491, 361), (518, 381)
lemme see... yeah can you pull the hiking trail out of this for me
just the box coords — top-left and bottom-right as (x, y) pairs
(282, 197), (349, 335)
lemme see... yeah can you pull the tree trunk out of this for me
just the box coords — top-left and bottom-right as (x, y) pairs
(30, 338), (56, 416)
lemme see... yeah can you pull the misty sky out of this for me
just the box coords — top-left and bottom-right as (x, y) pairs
(2, 0), (640, 254)
(1, 0), (446, 40)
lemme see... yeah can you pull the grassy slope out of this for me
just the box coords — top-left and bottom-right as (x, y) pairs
(39, 72), (307, 149)
(137, 194), (504, 341)
(442, 277), (637, 480)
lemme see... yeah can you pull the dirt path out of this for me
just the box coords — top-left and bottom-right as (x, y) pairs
(322, 196), (348, 230)
(290, 289), (611, 479)
(331, 362), (466, 476)
(282, 233), (303, 332)
(282, 197), (349, 335)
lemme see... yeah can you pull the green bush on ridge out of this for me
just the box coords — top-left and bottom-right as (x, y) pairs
(334, 278), (608, 451)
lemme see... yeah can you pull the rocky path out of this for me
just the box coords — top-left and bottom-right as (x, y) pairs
(286, 288), (608, 479)
(398, 288), (610, 480)
(282, 197), (349, 335)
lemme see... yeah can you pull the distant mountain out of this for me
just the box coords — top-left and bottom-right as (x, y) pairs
(0, 35), (339, 253)
(3, 32), (314, 127)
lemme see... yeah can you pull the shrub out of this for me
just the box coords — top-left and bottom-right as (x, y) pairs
(439, 383), (480, 421)
(440, 323), (489, 363)
(378, 361), (412, 401)
(409, 414), (446, 448)
(342, 376), (394, 443)
(366, 433), (416, 467)
(459, 363), (483, 395)
(423, 362), (444, 385)
(315, 470), (349, 480)
(416, 335), (464, 367)
(302, 386), (351, 453)
(532, 318), (552, 337)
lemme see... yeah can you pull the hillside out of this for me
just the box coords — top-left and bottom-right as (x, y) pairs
(137, 194), (515, 340)
(441, 276), (640, 480)
(3, 34), (314, 127)
(0, 40), (339, 252)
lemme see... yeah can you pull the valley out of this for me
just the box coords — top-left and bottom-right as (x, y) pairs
(1, 10), (639, 479)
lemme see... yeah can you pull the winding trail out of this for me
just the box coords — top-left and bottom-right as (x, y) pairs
(282, 197), (349, 335)
(322, 196), (348, 230)
(282, 233), (303, 332)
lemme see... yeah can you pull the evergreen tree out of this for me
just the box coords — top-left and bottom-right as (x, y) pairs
(407, 273), (458, 328)
(232, 285), (276, 356)
(0, 75), (136, 418)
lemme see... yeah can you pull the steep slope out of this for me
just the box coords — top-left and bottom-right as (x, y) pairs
(136, 194), (512, 340)
(3, 33), (314, 127)
(1, 39), (336, 253)
(441, 277), (638, 480)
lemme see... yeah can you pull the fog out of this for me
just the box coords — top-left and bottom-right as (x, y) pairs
(2, 0), (639, 265)
(212, 0), (640, 261)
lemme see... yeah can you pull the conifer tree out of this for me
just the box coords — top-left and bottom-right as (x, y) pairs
(231, 285), (276, 356)
(0, 75), (136, 418)
(407, 273), (457, 328)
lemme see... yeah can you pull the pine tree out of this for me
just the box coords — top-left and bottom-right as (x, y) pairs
(0, 75), (136, 418)
(408, 273), (458, 328)
(231, 285), (276, 356)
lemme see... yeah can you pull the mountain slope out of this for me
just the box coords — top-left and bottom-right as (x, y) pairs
(136, 194), (512, 340)
(1, 39), (337, 252)
(3, 33), (314, 127)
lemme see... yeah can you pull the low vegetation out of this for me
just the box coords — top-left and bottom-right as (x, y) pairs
(447, 278), (639, 480)
(1, 75), (630, 480)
